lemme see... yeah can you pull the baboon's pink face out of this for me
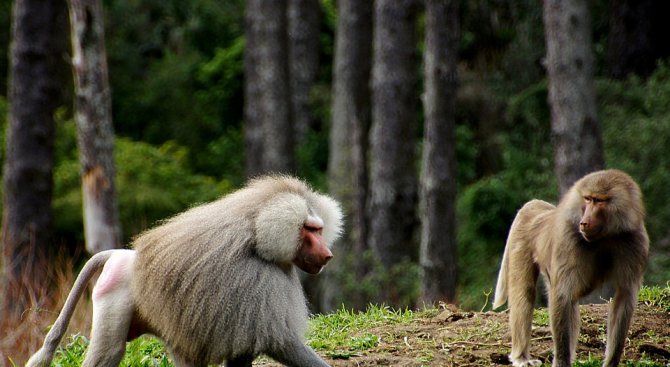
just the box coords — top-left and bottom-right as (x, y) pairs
(293, 218), (333, 274)
(579, 195), (608, 242)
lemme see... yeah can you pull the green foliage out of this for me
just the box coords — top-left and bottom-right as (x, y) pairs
(53, 120), (231, 244)
(296, 129), (330, 191)
(105, 0), (246, 175)
(597, 64), (670, 284)
(638, 284), (670, 311)
(456, 87), (557, 309)
(456, 176), (524, 310)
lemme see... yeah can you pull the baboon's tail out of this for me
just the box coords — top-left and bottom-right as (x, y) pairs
(492, 241), (510, 309)
(26, 250), (117, 367)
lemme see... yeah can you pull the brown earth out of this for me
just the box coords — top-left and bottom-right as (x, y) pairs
(266, 303), (670, 367)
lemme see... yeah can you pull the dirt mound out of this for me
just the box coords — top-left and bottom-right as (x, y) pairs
(269, 302), (670, 366)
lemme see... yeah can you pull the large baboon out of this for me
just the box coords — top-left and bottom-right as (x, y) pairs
(27, 175), (343, 367)
(493, 169), (648, 367)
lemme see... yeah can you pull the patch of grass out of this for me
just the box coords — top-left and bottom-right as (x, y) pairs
(53, 334), (88, 364)
(571, 353), (667, 367)
(638, 284), (670, 311)
(308, 304), (424, 354)
(532, 308), (550, 327)
(51, 335), (169, 366)
(121, 337), (170, 367)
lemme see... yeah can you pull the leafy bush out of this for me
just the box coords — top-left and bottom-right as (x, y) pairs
(597, 65), (670, 284)
(53, 120), (231, 245)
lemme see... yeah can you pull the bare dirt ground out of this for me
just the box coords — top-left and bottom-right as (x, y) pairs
(267, 302), (670, 367)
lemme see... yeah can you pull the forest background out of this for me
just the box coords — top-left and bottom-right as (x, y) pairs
(1, 0), (670, 358)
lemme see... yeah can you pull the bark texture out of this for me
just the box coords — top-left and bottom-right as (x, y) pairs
(420, 0), (459, 305)
(324, 0), (373, 311)
(2, 0), (67, 317)
(244, 0), (294, 177)
(288, 0), (320, 144)
(69, 0), (122, 253)
(368, 0), (419, 306)
(543, 0), (604, 196)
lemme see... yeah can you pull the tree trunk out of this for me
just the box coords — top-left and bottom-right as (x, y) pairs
(69, 0), (122, 253)
(368, 0), (419, 307)
(288, 0), (322, 311)
(244, 0), (294, 177)
(1, 0), (67, 318)
(324, 0), (373, 311)
(420, 0), (459, 306)
(543, 0), (604, 196)
(288, 0), (320, 144)
(544, 0), (609, 303)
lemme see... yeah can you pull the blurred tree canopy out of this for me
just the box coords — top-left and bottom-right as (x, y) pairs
(1, 0), (669, 310)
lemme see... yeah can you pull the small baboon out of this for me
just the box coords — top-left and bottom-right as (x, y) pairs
(493, 169), (648, 367)
(27, 175), (343, 367)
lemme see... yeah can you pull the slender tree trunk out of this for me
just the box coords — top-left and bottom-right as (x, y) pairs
(544, 0), (609, 303)
(69, 0), (122, 253)
(288, 0), (320, 144)
(420, 0), (459, 306)
(1, 0), (67, 318)
(324, 0), (373, 311)
(543, 0), (604, 196)
(368, 0), (419, 307)
(287, 0), (322, 311)
(244, 0), (294, 177)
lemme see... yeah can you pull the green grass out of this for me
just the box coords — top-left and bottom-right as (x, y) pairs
(308, 304), (429, 358)
(571, 354), (667, 367)
(638, 284), (670, 311)
(50, 334), (169, 366)
(46, 288), (670, 366)
(48, 304), (427, 365)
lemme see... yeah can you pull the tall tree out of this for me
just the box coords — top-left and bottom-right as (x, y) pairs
(368, 0), (419, 307)
(543, 0), (604, 196)
(420, 0), (459, 305)
(545, 0), (608, 302)
(1, 0), (68, 317)
(244, 0), (294, 177)
(288, 0), (320, 145)
(69, 0), (122, 253)
(288, 0), (323, 311)
(325, 0), (373, 311)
